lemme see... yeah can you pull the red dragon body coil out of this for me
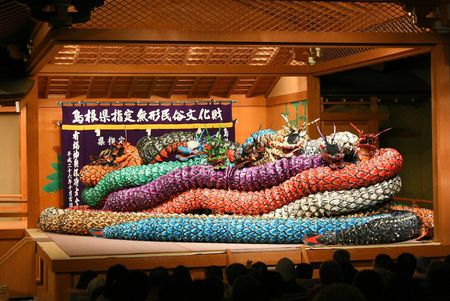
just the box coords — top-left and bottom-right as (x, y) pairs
(147, 148), (402, 215)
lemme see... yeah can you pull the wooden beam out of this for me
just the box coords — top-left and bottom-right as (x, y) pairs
(24, 81), (39, 228)
(147, 77), (157, 98)
(106, 77), (116, 98)
(207, 77), (219, 98)
(0, 106), (17, 113)
(188, 77), (200, 98)
(266, 91), (308, 107)
(321, 111), (390, 121)
(50, 28), (445, 46)
(264, 76), (281, 98)
(227, 78), (240, 98)
(40, 64), (312, 76)
(19, 103), (27, 216)
(312, 47), (432, 75)
(0, 237), (36, 297)
(167, 78), (178, 98)
(28, 35), (63, 76)
(85, 77), (94, 98)
(43, 77), (50, 99)
(432, 42), (450, 244)
(246, 76), (262, 98)
(127, 77), (137, 98)
(306, 75), (321, 140)
(66, 76), (73, 98)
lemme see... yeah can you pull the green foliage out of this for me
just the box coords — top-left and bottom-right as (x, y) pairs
(43, 154), (63, 193)
(284, 100), (308, 127)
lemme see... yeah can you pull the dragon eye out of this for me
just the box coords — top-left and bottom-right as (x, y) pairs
(287, 133), (299, 144)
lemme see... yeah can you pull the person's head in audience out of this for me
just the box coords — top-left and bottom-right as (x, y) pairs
(385, 273), (426, 301)
(333, 249), (357, 284)
(427, 260), (450, 297)
(76, 270), (98, 289)
(124, 270), (151, 301)
(225, 263), (247, 286)
(261, 271), (283, 299)
(319, 260), (343, 285)
(397, 252), (417, 277)
(312, 283), (365, 301)
(159, 274), (191, 301)
(232, 274), (267, 301)
(416, 256), (430, 274)
(149, 266), (170, 288)
(353, 269), (384, 301)
(249, 261), (267, 281)
(275, 257), (297, 283)
(87, 276), (105, 300)
(296, 263), (313, 279)
(188, 278), (223, 301)
(103, 264), (128, 299)
(173, 265), (192, 284)
(205, 265), (224, 282)
(374, 254), (396, 272)
(333, 249), (351, 265)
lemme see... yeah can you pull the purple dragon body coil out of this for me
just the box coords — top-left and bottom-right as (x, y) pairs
(102, 155), (324, 211)
(147, 148), (403, 215)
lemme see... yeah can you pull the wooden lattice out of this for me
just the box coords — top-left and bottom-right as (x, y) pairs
(38, 75), (280, 99)
(0, 0), (30, 40)
(73, 0), (423, 33)
(51, 45), (374, 66)
(318, 48), (376, 62)
(50, 45), (290, 65)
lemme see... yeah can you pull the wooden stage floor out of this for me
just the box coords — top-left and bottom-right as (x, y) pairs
(27, 229), (450, 301)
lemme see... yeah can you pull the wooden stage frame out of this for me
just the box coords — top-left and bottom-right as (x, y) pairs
(28, 229), (450, 301)
(0, 4), (445, 300)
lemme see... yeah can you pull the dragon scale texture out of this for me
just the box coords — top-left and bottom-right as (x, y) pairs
(38, 125), (431, 245)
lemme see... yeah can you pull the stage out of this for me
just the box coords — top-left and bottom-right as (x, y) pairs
(28, 229), (450, 301)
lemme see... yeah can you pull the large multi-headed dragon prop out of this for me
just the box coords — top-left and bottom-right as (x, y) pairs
(39, 117), (433, 245)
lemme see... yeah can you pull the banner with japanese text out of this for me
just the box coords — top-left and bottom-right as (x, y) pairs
(61, 103), (235, 207)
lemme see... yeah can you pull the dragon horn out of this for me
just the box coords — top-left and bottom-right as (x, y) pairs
(316, 124), (327, 143)
(332, 123), (337, 143)
(374, 127), (392, 137)
(307, 118), (320, 126)
(350, 123), (363, 135)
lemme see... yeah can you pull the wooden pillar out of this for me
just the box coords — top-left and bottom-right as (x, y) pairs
(306, 75), (321, 139)
(432, 42), (450, 244)
(24, 80), (40, 228)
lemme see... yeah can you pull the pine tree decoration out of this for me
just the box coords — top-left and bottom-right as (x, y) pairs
(43, 154), (63, 193)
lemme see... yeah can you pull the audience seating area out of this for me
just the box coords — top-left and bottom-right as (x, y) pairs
(67, 250), (450, 301)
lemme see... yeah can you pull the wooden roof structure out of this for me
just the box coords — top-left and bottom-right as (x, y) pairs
(0, 0), (30, 42)
(38, 45), (381, 98)
(4, 0), (446, 100)
(73, 0), (423, 33)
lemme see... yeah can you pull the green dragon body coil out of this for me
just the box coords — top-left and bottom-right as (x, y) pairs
(81, 157), (207, 207)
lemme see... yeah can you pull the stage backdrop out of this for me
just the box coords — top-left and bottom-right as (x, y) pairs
(61, 103), (235, 207)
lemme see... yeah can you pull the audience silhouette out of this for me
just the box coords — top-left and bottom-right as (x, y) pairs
(333, 249), (357, 284)
(353, 269), (384, 301)
(69, 250), (450, 301)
